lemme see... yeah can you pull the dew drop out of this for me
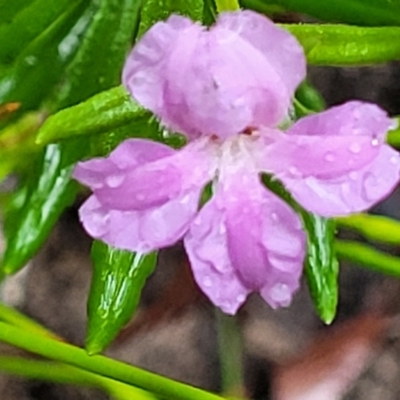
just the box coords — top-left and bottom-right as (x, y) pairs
(349, 142), (361, 154)
(270, 283), (291, 304)
(390, 155), (399, 165)
(324, 152), (335, 162)
(106, 174), (125, 188)
(203, 276), (213, 288)
(371, 137), (379, 147)
(271, 212), (279, 222)
(362, 172), (380, 201)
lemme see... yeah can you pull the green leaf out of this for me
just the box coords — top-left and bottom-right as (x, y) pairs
(295, 80), (325, 113)
(0, 112), (43, 179)
(0, 0), (80, 64)
(302, 215), (338, 324)
(336, 240), (400, 278)
(1, 140), (89, 274)
(138, 0), (204, 38)
(336, 213), (400, 246)
(86, 241), (157, 355)
(0, 0), (91, 112)
(243, 0), (400, 26)
(36, 86), (149, 145)
(263, 177), (338, 323)
(282, 24), (400, 66)
(57, 0), (142, 108)
(0, 0), (35, 27)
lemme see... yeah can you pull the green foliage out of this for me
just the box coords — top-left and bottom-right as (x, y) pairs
(284, 24), (400, 66)
(243, 0), (400, 26)
(87, 241), (157, 354)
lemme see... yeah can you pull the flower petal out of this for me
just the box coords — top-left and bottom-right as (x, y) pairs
(260, 102), (392, 180)
(123, 11), (306, 138)
(281, 145), (400, 216)
(216, 10), (306, 99)
(221, 172), (305, 302)
(122, 15), (200, 118)
(75, 138), (215, 211)
(288, 101), (391, 140)
(185, 166), (305, 313)
(184, 199), (251, 315)
(80, 190), (201, 253)
(73, 139), (175, 190)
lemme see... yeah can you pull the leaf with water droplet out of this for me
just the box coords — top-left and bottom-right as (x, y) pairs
(282, 24), (400, 66)
(86, 240), (157, 355)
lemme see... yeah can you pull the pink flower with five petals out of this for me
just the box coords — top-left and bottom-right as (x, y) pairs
(73, 11), (400, 314)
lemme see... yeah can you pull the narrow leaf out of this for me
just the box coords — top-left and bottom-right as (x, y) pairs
(336, 240), (400, 278)
(138, 0), (204, 37)
(283, 24), (400, 66)
(244, 0), (400, 26)
(36, 86), (149, 145)
(1, 141), (88, 274)
(87, 241), (157, 355)
(336, 213), (400, 246)
(0, 0), (91, 112)
(0, 0), (80, 64)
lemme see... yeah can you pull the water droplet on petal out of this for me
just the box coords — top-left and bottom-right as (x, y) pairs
(203, 276), (213, 288)
(349, 142), (361, 154)
(270, 283), (291, 305)
(324, 152), (335, 162)
(390, 155), (399, 165)
(218, 223), (226, 235)
(106, 174), (125, 188)
(371, 137), (379, 147)
(271, 212), (279, 222)
(362, 172), (380, 201)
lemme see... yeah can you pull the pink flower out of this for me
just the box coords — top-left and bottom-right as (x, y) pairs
(74, 11), (400, 314)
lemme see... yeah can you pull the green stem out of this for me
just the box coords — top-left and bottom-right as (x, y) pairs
(0, 322), (224, 400)
(216, 310), (245, 398)
(0, 302), (59, 339)
(335, 240), (400, 278)
(215, 0), (240, 12)
(0, 356), (155, 400)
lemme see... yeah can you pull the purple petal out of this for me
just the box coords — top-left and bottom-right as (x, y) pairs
(216, 10), (306, 100)
(184, 199), (251, 315)
(79, 190), (201, 253)
(184, 167), (305, 313)
(123, 11), (306, 138)
(261, 131), (381, 180)
(222, 172), (305, 301)
(73, 139), (175, 191)
(282, 145), (400, 216)
(288, 101), (391, 140)
(122, 15), (201, 118)
(75, 138), (215, 211)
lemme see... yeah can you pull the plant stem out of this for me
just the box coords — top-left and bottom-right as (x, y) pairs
(0, 322), (224, 400)
(216, 310), (245, 398)
(215, 0), (241, 12)
(0, 302), (60, 339)
(0, 356), (155, 400)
